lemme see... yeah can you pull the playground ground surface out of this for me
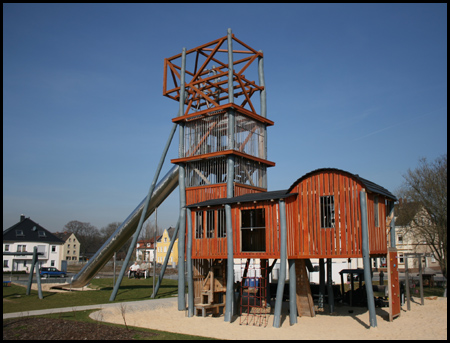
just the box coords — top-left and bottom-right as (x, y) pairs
(90, 296), (447, 340)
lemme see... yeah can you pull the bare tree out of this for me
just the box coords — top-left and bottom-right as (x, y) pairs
(398, 154), (447, 279)
(99, 221), (132, 260)
(100, 221), (122, 240)
(139, 221), (159, 241)
(64, 220), (101, 260)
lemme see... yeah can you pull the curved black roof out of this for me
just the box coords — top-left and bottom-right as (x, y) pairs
(287, 168), (397, 201)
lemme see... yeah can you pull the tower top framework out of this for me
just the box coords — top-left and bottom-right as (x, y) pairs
(163, 32), (269, 122)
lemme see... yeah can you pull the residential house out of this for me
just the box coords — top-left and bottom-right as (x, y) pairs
(156, 227), (178, 267)
(394, 200), (441, 272)
(136, 236), (161, 263)
(3, 215), (64, 272)
(54, 231), (81, 263)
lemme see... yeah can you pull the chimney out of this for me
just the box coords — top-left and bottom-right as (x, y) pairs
(20, 214), (25, 222)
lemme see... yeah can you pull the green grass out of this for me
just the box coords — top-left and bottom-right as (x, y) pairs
(3, 277), (183, 314)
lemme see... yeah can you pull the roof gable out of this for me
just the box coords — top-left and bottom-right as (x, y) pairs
(3, 218), (64, 244)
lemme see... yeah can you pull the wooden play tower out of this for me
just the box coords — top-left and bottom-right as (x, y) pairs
(163, 29), (400, 328)
(164, 29), (274, 320)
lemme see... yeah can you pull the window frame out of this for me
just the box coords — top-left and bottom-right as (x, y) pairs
(240, 208), (266, 252)
(320, 195), (335, 229)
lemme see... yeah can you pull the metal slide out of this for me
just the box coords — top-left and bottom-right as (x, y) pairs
(58, 165), (179, 289)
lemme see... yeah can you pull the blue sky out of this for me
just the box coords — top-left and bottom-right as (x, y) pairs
(3, 3), (447, 233)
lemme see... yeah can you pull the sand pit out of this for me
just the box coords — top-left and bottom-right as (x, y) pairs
(90, 297), (447, 340)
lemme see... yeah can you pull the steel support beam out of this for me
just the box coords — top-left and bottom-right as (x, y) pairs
(186, 208), (194, 317)
(110, 122), (177, 301)
(152, 216), (180, 298)
(224, 28), (235, 323)
(26, 247), (38, 295)
(389, 200), (396, 248)
(177, 47), (187, 311)
(327, 258), (334, 313)
(273, 199), (287, 328)
(318, 258), (325, 310)
(288, 259), (297, 325)
(360, 190), (378, 327)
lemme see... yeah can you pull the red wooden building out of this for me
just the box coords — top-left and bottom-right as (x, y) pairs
(187, 168), (396, 261)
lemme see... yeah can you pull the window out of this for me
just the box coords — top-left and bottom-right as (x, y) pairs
(374, 196), (379, 227)
(217, 208), (226, 238)
(241, 209), (266, 252)
(38, 231), (46, 238)
(206, 210), (215, 238)
(399, 253), (404, 264)
(17, 245), (26, 252)
(4, 260), (8, 268)
(51, 246), (56, 252)
(50, 260), (55, 267)
(195, 211), (204, 239)
(320, 196), (335, 228)
(16, 230), (24, 237)
(398, 235), (403, 244)
(4, 245), (9, 252)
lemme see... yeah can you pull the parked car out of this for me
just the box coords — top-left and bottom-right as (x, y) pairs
(40, 267), (66, 278)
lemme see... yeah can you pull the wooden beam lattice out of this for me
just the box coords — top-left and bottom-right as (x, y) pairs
(163, 33), (264, 117)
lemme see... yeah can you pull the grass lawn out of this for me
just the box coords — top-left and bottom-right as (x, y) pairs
(3, 276), (183, 313)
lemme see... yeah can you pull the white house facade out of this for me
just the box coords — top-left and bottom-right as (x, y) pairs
(3, 215), (64, 272)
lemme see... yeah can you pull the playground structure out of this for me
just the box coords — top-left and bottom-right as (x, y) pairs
(57, 29), (402, 328)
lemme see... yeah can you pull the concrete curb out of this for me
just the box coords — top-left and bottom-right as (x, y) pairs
(3, 297), (178, 319)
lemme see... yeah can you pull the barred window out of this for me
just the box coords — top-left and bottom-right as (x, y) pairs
(320, 196), (335, 228)
(195, 211), (204, 239)
(217, 208), (226, 238)
(206, 210), (215, 238)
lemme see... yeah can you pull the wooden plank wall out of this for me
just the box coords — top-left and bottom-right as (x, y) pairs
(366, 193), (388, 255)
(189, 200), (281, 259)
(190, 206), (228, 259)
(234, 184), (266, 197)
(233, 201), (280, 259)
(186, 184), (227, 206)
(286, 171), (365, 259)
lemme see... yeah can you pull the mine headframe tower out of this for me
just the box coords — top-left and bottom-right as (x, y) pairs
(163, 29), (274, 320)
